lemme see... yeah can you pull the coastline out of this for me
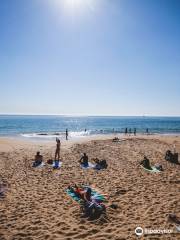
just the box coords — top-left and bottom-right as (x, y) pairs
(1, 133), (180, 153)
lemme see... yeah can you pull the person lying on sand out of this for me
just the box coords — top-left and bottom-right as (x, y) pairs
(140, 156), (152, 170)
(112, 137), (120, 142)
(168, 214), (180, 225)
(93, 158), (108, 170)
(68, 184), (92, 202)
(79, 153), (89, 167)
(55, 138), (61, 161)
(68, 185), (106, 218)
(33, 151), (43, 167)
(154, 163), (163, 171)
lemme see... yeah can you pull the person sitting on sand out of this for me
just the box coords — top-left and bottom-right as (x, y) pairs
(33, 151), (43, 167)
(140, 156), (152, 170)
(165, 150), (179, 164)
(55, 138), (61, 161)
(93, 158), (108, 170)
(79, 153), (89, 167)
(165, 150), (174, 162)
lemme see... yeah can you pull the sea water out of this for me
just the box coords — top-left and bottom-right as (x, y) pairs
(0, 115), (180, 140)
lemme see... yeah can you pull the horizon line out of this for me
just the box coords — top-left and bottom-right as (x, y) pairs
(0, 113), (180, 118)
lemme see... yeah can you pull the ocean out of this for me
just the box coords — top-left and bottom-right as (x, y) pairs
(0, 115), (180, 140)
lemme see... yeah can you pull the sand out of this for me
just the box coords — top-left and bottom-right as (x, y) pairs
(0, 135), (180, 240)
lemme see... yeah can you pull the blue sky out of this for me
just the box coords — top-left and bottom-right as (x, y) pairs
(0, 0), (180, 116)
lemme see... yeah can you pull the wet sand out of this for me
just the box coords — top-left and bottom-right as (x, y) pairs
(0, 135), (180, 239)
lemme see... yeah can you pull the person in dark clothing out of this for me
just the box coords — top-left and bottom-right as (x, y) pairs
(79, 153), (89, 167)
(134, 128), (136, 136)
(33, 151), (43, 167)
(140, 156), (152, 170)
(125, 128), (128, 135)
(93, 158), (108, 170)
(55, 138), (61, 161)
(165, 150), (179, 164)
(66, 129), (68, 141)
(146, 128), (149, 135)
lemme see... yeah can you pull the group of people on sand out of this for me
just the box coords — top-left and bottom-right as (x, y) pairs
(79, 153), (108, 170)
(31, 138), (108, 218)
(33, 137), (61, 168)
(139, 148), (179, 171)
(31, 136), (180, 221)
(33, 138), (108, 171)
(140, 156), (164, 171)
(33, 137), (179, 170)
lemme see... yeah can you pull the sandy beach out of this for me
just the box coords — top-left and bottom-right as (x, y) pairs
(0, 135), (180, 240)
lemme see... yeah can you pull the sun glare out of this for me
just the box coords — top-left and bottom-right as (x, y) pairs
(64, 0), (85, 8)
(51, 0), (97, 17)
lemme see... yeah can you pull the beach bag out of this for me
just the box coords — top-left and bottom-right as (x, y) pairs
(47, 159), (53, 165)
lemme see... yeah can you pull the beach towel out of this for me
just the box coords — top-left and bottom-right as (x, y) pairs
(66, 187), (105, 203)
(140, 165), (161, 173)
(80, 162), (95, 169)
(52, 161), (62, 169)
(33, 162), (45, 168)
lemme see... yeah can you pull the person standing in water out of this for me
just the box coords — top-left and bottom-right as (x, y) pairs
(55, 138), (61, 160)
(125, 128), (128, 135)
(146, 128), (149, 135)
(134, 128), (136, 136)
(66, 128), (68, 141)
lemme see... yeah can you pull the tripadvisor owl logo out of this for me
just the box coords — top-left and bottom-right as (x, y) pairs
(135, 227), (143, 236)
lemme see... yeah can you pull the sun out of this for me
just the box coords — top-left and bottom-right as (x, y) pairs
(51, 0), (97, 17)
(63, 0), (96, 14)
(64, 0), (85, 8)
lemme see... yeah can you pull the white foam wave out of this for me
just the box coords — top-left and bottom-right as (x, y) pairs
(21, 133), (63, 139)
(21, 130), (91, 139)
(69, 130), (90, 138)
